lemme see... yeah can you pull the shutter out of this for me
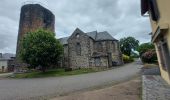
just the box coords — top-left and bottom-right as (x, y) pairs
(149, 0), (159, 21)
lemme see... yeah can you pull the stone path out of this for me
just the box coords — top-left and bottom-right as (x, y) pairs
(0, 61), (141, 100)
(142, 75), (170, 100)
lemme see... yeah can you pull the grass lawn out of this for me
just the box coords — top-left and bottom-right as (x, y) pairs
(12, 68), (104, 78)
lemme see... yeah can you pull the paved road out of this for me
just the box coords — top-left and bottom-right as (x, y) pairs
(0, 61), (142, 100)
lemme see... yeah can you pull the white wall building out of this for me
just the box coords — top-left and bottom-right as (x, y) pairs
(0, 59), (8, 72)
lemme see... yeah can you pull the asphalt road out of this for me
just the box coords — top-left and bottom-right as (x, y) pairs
(0, 61), (142, 100)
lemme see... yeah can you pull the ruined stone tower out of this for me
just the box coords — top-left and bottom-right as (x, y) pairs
(16, 4), (55, 56)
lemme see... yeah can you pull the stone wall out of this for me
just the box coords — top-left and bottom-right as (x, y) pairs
(63, 45), (69, 68)
(60, 28), (123, 69)
(93, 40), (123, 66)
(112, 41), (123, 65)
(16, 4), (55, 57)
(68, 29), (90, 68)
(91, 57), (109, 67)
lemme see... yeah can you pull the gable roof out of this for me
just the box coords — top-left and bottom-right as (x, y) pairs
(96, 31), (117, 41)
(58, 28), (118, 45)
(86, 31), (117, 41)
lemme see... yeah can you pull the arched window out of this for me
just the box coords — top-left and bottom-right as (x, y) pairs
(76, 43), (81, 56)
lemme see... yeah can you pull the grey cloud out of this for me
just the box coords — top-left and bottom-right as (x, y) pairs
(0, 0), (151, 53)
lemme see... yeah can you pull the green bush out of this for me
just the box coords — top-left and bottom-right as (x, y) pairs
(137, 42), (155, 56)
(123, 54), (134, 63)
(141, 50), (157, 63)
(19, 29), (63, 72)
(129, 56), (134, 62)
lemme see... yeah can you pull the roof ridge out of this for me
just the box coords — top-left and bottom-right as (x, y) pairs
(86, 30), (97, 33)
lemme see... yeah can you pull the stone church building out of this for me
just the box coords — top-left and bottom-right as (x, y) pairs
(59, 28), (123, 69)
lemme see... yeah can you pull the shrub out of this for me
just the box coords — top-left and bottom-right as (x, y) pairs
(141, 50), (157, 63)
(129, 56), (134, 62)
(20, 29), (63, 72)
(123, 54), (134, 63)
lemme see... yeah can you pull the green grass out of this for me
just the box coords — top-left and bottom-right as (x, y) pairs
(12, 68), (103, 78)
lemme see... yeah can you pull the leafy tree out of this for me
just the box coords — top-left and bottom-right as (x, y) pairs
(120, 37), (139, 56)
(137, 42), (155, 56)
(19, 29), (63, 72)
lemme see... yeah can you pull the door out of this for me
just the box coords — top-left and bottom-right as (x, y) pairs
(95, 57), (101, 67)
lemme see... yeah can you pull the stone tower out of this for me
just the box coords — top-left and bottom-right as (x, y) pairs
(16, 4), (55, 56)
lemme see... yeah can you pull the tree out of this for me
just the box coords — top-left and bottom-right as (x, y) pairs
(137, 42), (155, 56)
(120, 37), (139, 56)
(19, 29), (63, 72)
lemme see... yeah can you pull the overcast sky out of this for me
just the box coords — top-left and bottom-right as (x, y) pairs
(0, 0), (151, 54)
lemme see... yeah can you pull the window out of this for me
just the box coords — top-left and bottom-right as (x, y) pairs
(97, 42), (103, 52)
(158, 45), (165, 70)
(158, 41), (170, 71)
(162, 42), (170, 71)
(149, 0), (159, 21)
(76, 43), (81, 56)
(76, 33), (80, 38)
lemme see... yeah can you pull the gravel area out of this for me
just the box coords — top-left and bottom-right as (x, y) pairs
(52, 77), (142, 100)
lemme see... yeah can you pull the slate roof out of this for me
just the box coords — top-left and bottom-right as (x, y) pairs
(86, 31), (117, 41)
(58, 37), (69, 45)
(86, 31), (97, 40)
(96, 31), (117, 41)
(58, 29), (118, 45)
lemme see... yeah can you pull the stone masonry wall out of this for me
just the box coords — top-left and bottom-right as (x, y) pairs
(63, 45), (69, 68)
(16, 4), (55, 57)
(68, 31), (90, 69)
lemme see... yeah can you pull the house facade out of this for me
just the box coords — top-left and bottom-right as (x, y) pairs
(141, 0), (170, 84)
(0, 53), (15, 72)
(0, 59), (8, 72)
(59, 28), (123, 69)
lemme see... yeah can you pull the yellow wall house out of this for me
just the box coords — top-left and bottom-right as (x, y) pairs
(141, 0), (170, 84)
